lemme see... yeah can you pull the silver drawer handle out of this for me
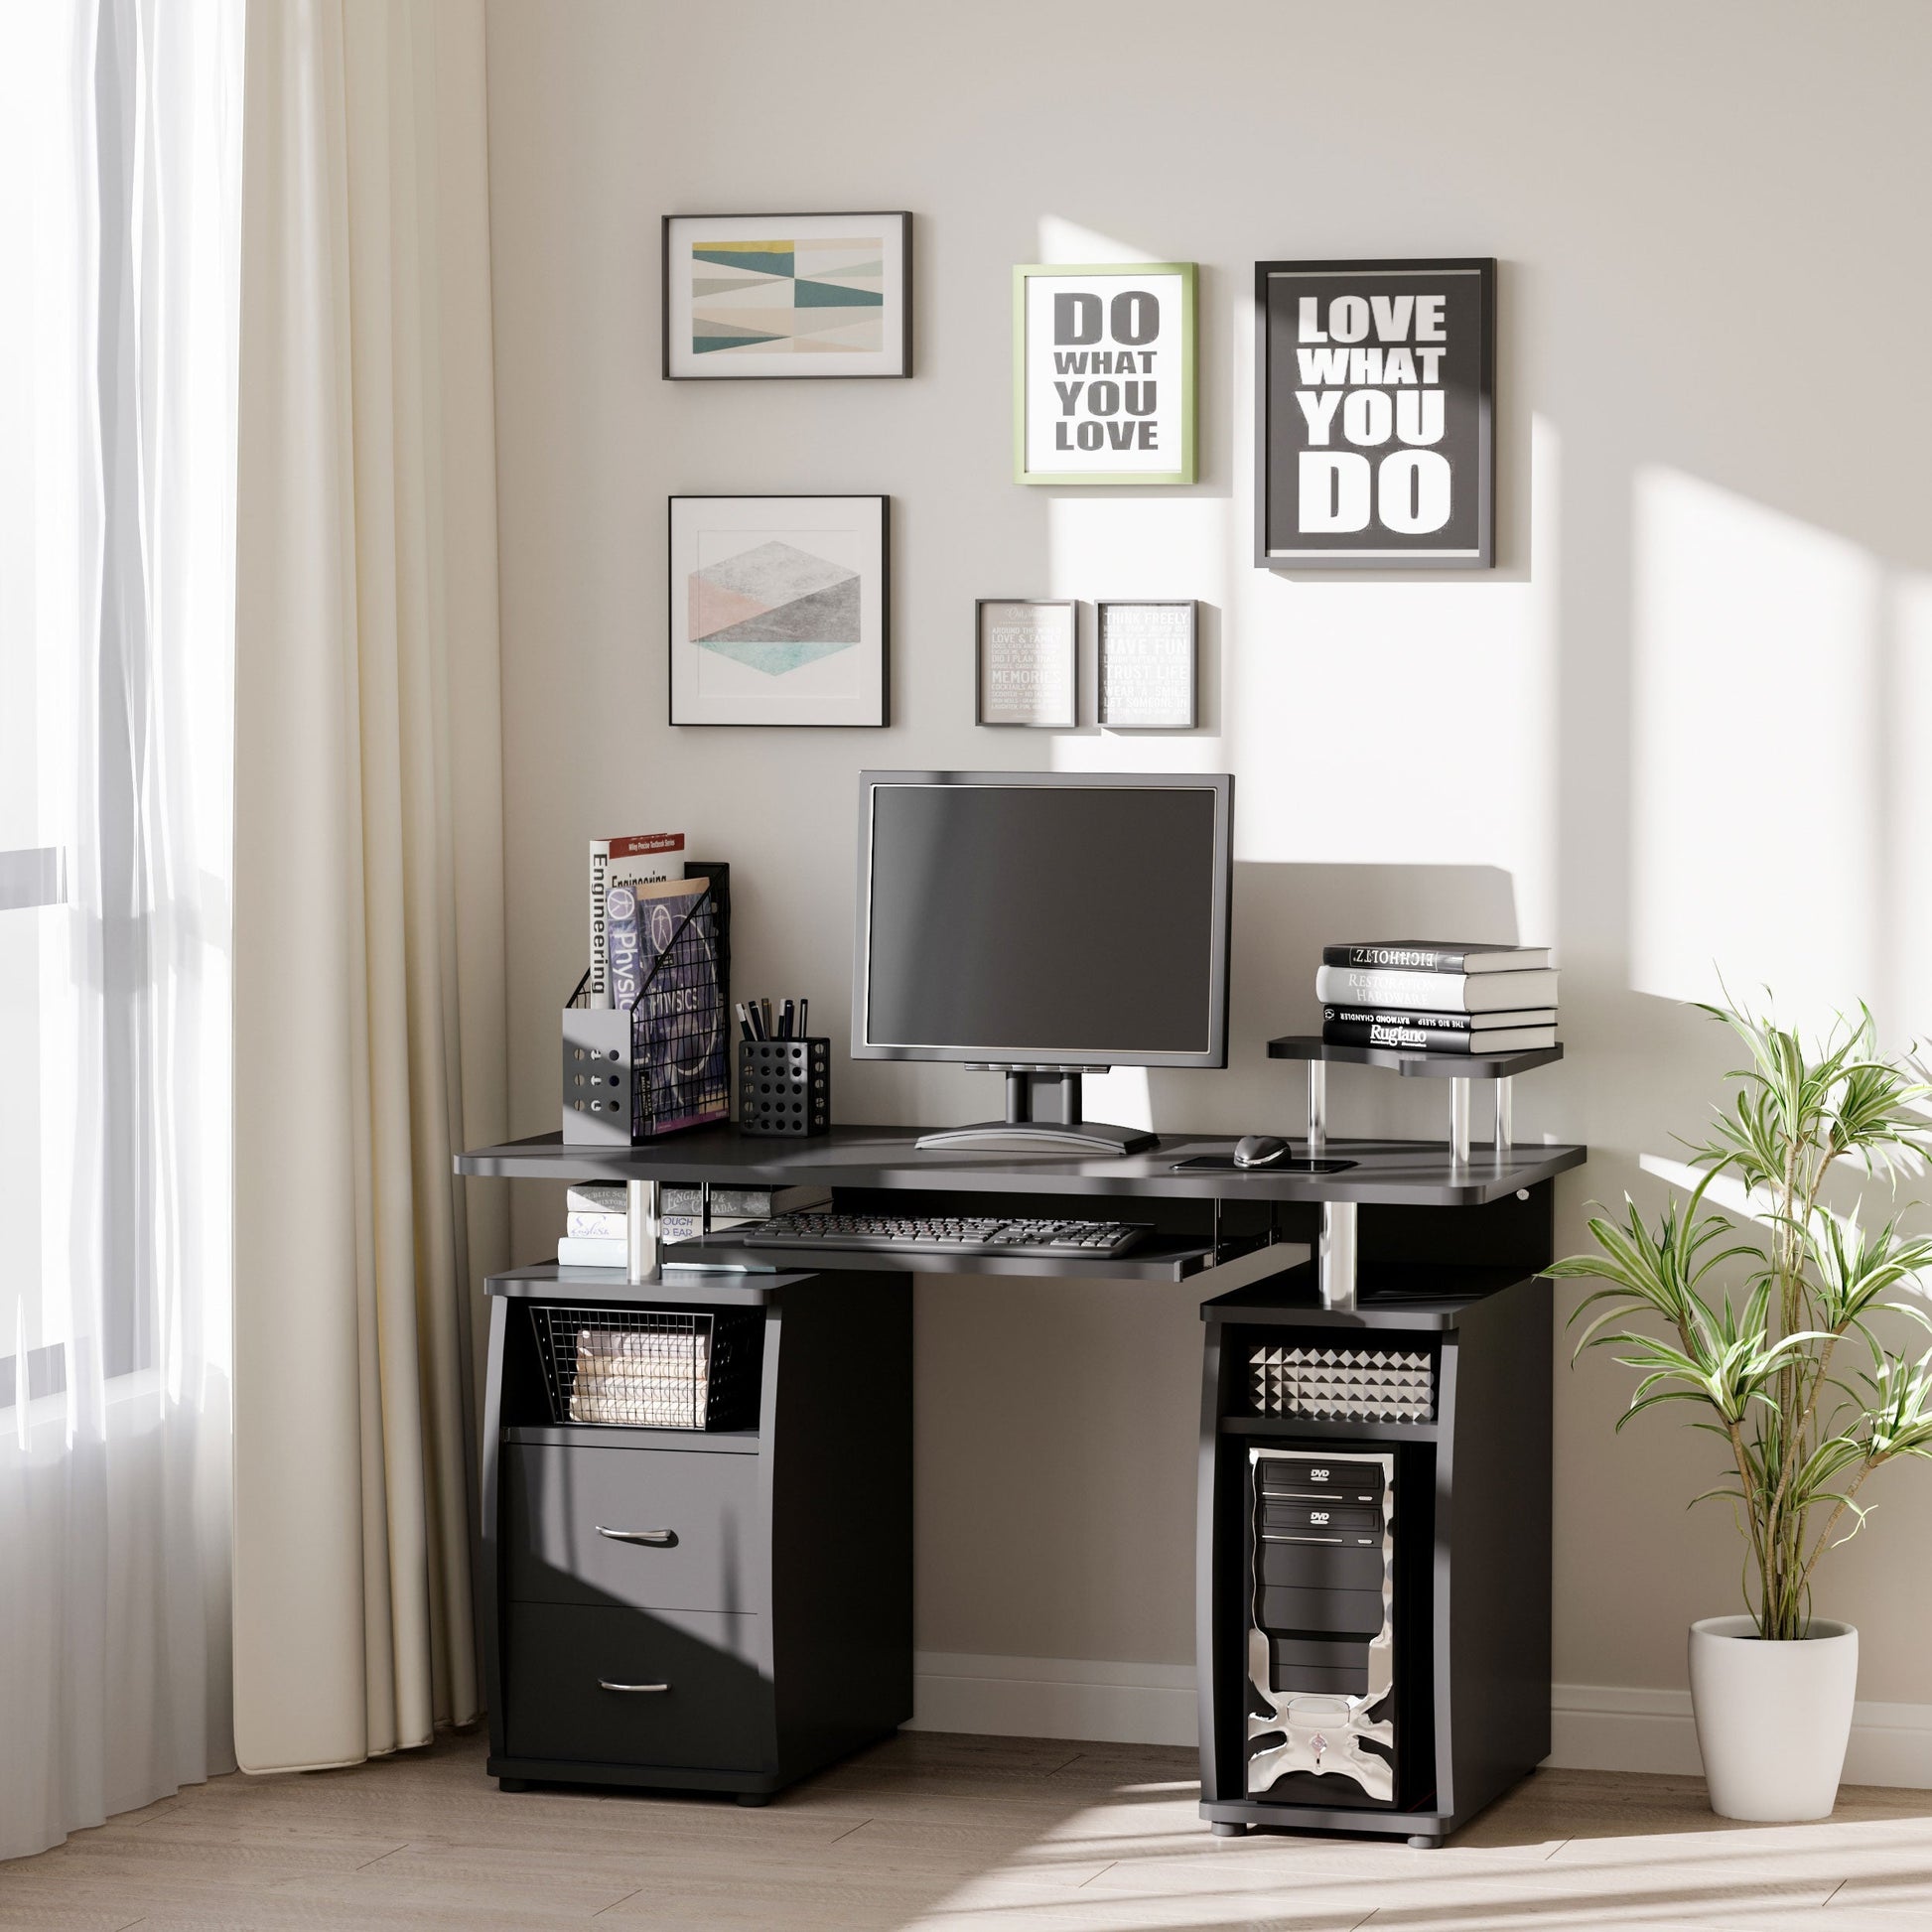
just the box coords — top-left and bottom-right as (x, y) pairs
(600, 1680), (670, 1694)
(595, 1524), (676, 1547)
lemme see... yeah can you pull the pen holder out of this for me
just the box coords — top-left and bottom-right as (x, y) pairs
(739, 1036), (831, 1137)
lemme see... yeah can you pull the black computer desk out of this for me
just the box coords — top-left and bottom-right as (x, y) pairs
(456, 1124), (1587, 1843)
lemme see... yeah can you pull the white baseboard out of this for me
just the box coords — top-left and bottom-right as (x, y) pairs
(911, 1654), (1932, 1788)
(911, 1652), (1197, 1748)
(1550, 1681), (1932, 1788)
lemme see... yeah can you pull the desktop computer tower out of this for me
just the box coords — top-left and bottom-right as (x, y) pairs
(1197, 1268), (1552, 1844)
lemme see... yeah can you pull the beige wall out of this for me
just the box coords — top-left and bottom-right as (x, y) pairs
(482, 0), (1932, 1701)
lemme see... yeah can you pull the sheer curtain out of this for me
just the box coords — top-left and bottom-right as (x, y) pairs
(0, 0), (243, 1863)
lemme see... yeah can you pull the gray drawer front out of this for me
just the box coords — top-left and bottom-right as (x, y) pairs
(504, 1444), (759, 1613)
(504, 1602), (771, 1771)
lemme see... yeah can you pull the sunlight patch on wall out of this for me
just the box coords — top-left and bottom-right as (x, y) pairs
(1630, 467), (1879, 1024)
(1888, 570), (1932, 1040)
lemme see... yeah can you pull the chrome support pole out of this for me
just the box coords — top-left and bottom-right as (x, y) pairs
(1318, 1200), (1358, 1311)
(626, 1178), (658, 1283)
(1494, 1076), (1515, 1152)
(1449, 1078), (1471, 1165)
(1307, 1060), (1328, 1155)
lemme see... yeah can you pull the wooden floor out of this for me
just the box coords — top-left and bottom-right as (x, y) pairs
(6, 1727), (1932, 1931)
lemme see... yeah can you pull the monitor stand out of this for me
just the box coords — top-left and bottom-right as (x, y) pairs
(913, 1070), (1157, 1157)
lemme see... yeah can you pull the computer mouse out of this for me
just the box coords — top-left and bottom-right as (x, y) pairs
(1233, 1134), (1291, 1169)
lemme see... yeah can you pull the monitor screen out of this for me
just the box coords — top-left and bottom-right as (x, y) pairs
(856, 772), (1231, 1066)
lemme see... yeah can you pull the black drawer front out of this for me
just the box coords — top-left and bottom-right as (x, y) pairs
(1260, 1541), (1385, 1593)
(504, 1602), (771, 1771)
(504, 1444), (759, 1612)
(1260, 1584), (1387, 1637)
(1261, 1499), (1382, 1540)
(1259, 1456), (1384, 1502)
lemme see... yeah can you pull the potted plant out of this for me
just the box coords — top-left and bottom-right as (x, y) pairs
(1549, 996), (1932, 1820)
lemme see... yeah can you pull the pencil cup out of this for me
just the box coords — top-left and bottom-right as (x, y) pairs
(739, 1037), (831, 1137)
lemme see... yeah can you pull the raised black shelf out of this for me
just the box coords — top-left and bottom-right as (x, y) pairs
(1267, 1035), (1564, 1080)
(1202, 1261), (1542, 1330)
(456, 1126), (1586, 1209)
(483, 1260), (807, 1306)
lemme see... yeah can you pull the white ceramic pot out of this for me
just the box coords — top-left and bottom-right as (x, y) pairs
(1688, 1615), (1859, 1821)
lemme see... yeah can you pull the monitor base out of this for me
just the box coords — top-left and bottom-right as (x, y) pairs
(913, 1121), (1158, 1157)
(911, 1068), (1157, 1158)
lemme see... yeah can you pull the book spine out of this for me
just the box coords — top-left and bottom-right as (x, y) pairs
(659, 1214), (705, 1242)
(565, 1183), (628, 1215)
(566, 1211), (627, 1239)
(1321, 943), (1473, 973)
(557, 1235), (627, 1267)
(659, 1185), (705, 1216)
(1323, 1018), (1483, 1052)
(708, 1185), (831, 1217)
(1316, 966), (1479, 1011)
(1322, 1005), (1478, 1032)
(588, 840), (613, 1009)
(608, 882), (646, 1011)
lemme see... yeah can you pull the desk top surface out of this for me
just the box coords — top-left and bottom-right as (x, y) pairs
(456, 1124), (1587, 1208)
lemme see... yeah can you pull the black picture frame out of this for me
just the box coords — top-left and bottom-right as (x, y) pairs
(1255, 257), (1494, 570)
(668, 494), (890, 729)
(974, 600), (1078, 728)
(1096, 600), (1197, 730)
(662, 212), (913, 380)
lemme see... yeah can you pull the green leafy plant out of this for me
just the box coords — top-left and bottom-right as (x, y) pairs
(1550, 995), (1932, 1638)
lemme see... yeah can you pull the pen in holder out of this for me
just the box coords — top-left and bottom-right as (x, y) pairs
(739, 1036), (831, 1137)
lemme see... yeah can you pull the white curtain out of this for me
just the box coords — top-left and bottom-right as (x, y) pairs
(230, 0), (508, 1773)
(0, 0), (244, 1863)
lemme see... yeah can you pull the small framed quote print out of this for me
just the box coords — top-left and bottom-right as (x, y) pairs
(976, 600), (1077, 728)
(669, 495), (889, 727)
(1256, 257), (1494, 568)
(1097, 601), (1196, 730)
(663, 212), (912, 379)
(1013, 263), (1196, 485)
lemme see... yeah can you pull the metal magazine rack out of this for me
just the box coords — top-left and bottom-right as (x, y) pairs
(562, 868), (732, 1144)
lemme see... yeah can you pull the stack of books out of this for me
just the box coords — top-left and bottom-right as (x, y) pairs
(1314, 942), (1557, 1055)
(659, 1182), (832, 1245)
(558, 1182), (630, 1268)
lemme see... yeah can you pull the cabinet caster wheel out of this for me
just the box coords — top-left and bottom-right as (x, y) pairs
(734, 1791), (771, 1808)
(497, 1777), (531, 1793)
(1407, 1834), (1443, 1850)
(1211, 1821), (1248, 1838)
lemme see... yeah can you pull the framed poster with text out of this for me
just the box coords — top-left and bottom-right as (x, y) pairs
(1256, 257), (1493, 569)
(1097, 601), (1196, 730)
(1013, 263), (1196, 485)
(975, 600), (1077, 727)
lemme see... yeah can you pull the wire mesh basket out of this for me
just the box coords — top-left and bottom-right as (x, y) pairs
(529, 1305), (762, 1430)
(564, 869), (731, 1142)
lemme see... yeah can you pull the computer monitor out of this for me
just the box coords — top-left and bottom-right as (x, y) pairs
(854, 770), (1233, 1154)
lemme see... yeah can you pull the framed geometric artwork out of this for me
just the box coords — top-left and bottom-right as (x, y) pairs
(668, 496), (890, 727)
(1097, 600), (1196, 730)
(662, 212), (912, 379)
(1255, 257), (1494, 569)
(975, 600), (1077, 728)
(1013, 261), (1195, 485)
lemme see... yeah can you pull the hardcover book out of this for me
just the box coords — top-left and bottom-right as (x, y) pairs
(1314, 964), (1560, 1014)
(1322, 1016), (1557, 1053)
(1319, 941), (1553, 975)
(588, 832), (685, 1009)
(1321, 1006), (1557, 1034)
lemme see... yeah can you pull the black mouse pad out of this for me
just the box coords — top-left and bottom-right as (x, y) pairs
(1170, 1154), (1358, 1174)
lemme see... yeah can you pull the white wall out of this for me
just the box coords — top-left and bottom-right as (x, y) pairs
(483, 0), (1932, 1748)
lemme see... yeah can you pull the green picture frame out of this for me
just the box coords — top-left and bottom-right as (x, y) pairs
(1012, 262), (1196, 486)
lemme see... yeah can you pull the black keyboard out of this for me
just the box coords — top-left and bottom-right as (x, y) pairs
(733, 1211), (1152, 1260)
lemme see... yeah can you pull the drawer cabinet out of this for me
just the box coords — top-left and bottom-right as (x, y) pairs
(481, 1269), (912, 1800)
(504, 1444), (758, 1613)
(504, 1602), (769, 1770)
